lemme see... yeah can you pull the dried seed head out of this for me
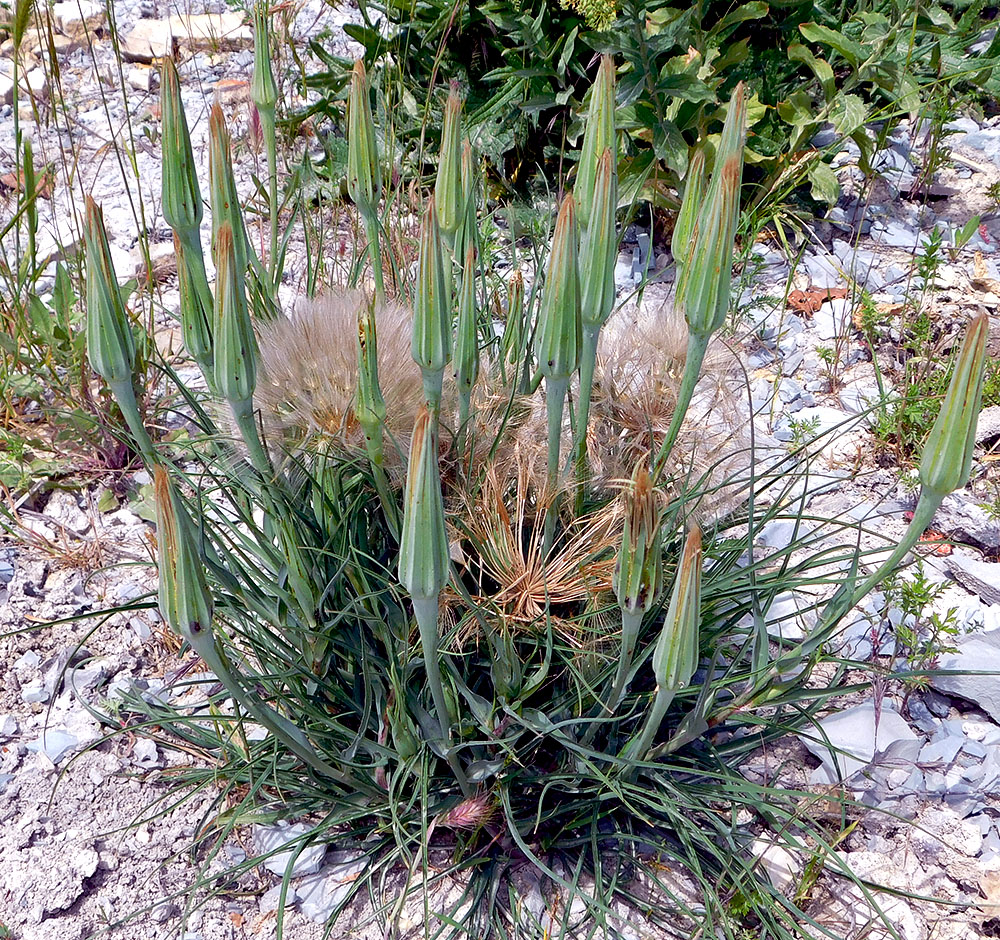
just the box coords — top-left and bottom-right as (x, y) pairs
(436, 793), (494, 830)
(254, 290), (425, 472)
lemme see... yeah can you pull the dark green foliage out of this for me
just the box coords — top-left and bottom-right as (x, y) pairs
(305, 0), (997, 216)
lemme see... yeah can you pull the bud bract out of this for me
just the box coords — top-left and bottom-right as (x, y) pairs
(651, 525), (701, 693)
(536, 194), (581, 381)
(580, 148), (618, 330)
(454, 243), (479, 400)
(154, 466), (214, 645)
(679, 84), (747, 338)
(412, 197), (452, 407)
(214, 223), (257, 405)
(346, 59), (381, 218)
(614, 464), (663, 616)
(435, 85), (464, 241)
(161, 56), (203, 236)
(84, 196), (135, 387)
(398, 406), (450, 600)
(576, 55), (616, 230)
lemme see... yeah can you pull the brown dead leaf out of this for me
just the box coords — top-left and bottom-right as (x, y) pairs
(0, 168), (54, 199)
(228, 911), (244, 928)
(787, 287), (849, 315)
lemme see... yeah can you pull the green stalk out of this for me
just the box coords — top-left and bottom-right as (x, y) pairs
(608, 609), (643, 711)
(543, 375), (569, 554)
(364, 213), (385, 304)
(573, 322), (600, 510)
(652, 332), (710, 480)
(625, 686), (676, 762)
(109, 379), (157, 467)
(251, 1), (279, 283)
(230, 396), (273, 480)
(412, 596), (471, 796)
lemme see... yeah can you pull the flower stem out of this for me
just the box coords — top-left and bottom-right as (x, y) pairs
(412, 595), (471, 796)
(543, 375), (569, 555)
(652, 332), (710, 482)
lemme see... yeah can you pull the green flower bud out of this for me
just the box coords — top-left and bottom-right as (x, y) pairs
(500, 270), (525, 368)
(454, 242), (479, 400)
(346, 59), (381, 218)
(580, 147), (617, 330)
(398, 406), (450, 600)
(670, 146), (706, 303)
(614, 464), (663, 617)
(356, 301), (388, 457)
(251, 2), (277, 122)
(209, 103), (249, 276)
(160, 57), (203, 236)
(412, 197), (452, 408)
(173, 231), (213, 370)
(679, 83), (747, 338)
(576, 55), (616, 230)
(536, 194), (581, 381)
(454, 137), (477, 262)
(435, 84), (464, 242)
(919, 312), (989, 498)
(214, 223), (257, 406)
(84, 196), (135, 387)
(651, 526), (701, 693)
(154, 465), (214, 646)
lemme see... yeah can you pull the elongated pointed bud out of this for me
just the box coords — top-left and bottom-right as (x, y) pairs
(398, 406), (450, 600)
(576, 55), (616, 230)
(919, 312), (989, 498)
(161, 57), (203, 236)
(154, 466), (214, 645)
(85, 196), (135, 387)
(679, 84), (747, 338)
(651, 526), (701, 693)
(209, 104), (249, 275)
(501, 270), (525, 368)
(356, 301), (387, 455)
(580, 148), (618, 330)
(251, 2), (277, 122)
(614, 464), (663, 617)
(412, 197), (452, 408)
(346, 59), (381, 218)
(436, 84), (464, 242)
(454, 137), (477, 262)
(173, 232), (213, 367)
(454, 243), (479, 399)
(671, 146), (706, 301)
(214, 223), (257, 405)
(536, 194), (581, 381)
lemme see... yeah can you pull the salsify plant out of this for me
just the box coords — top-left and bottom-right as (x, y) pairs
(81, 43), (990, 940)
